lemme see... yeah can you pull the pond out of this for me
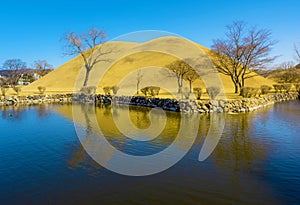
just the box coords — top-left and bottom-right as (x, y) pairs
(0, 101), (300, 204)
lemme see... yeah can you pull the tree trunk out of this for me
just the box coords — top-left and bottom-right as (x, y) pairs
(189, 80), (192, 93)
(178, 86), (182, 93)
(177, 77), (182, 93)
(230, 75), (239, 94)
(234, 83), (239, 93)
(137, 81), (140, 94)
(241, 78), (245, 89)
(83, 68), (90, 87)
(238, 83), (243, 96)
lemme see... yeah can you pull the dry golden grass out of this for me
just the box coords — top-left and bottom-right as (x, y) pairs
(19, 36), (276, 99)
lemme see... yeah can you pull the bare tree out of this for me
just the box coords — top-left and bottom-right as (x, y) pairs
(276, 61), (294, 70)
(136, 69), (143, 94)
(165, 60), (193, 93)
(2, 59), (26, 85)
(0, 76), (8, 86)
(34, 60), (53, 77)
(211, 21), (276, 94)
(184, 69), (198, 93)
(62, 28), (108, 87)
(295, 44), (300, 62)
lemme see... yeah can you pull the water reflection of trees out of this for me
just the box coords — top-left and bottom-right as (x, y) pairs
(213, 113), (268, 172)
(37, 104), (47, 117)
(66, 104), (269, 175)
(67, 104), (196, 173)
(68, 143), (102, 176)
(67, 104), (102, 175)
(0, 104), (51, 120)
(1, 105), (23, 120)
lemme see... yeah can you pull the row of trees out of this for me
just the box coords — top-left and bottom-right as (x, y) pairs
(165, 60), (198, 94)
(265, 62), (300, 83)
(0, 59), (53, 86)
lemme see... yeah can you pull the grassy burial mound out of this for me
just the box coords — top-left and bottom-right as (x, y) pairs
(21, 36), (276, 98)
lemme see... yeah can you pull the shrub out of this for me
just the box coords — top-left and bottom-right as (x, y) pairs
(1, 86), (9, 97)
(260, 85), (272, 95)
(140, 87), (149, 96)
(206, 86), (220, 100)
(103, 86), (111, 95)
(13, 86), (22, 95)
(140, 86), (160, 97)
(241, 87), (260, 98)
(148, 86), (160, 97)
(193, 87), (202, 100)
(37, 86), (46, 94)
(102, 86), (119, 95)
(241, 87), (251, 98)
(111, 86), (119, 95)
(294, 84), (300, 92)
(80, 86), (96, 95)
(282, 84), (292, 93)
(253, 88), (261, 97)
(273, 84), (284, 93)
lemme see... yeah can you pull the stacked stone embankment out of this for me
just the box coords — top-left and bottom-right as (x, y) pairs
(1, 92), (299, 113)
(74, 92), (299, 113)
(0, 94), (72, 106)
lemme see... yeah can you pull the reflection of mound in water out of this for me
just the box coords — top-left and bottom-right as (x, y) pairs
(71, 32), (226, 176)
(73, 103), (200, 175)
(78, 104), (181, 154)
(67, 106), (266, 171)
(70, 102), (226, 175)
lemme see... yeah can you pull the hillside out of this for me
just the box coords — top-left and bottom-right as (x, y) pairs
(266, 68), (300, 83)
(21, 36), (276, 97)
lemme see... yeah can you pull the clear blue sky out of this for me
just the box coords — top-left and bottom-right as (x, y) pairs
(0, 0), (299, 68)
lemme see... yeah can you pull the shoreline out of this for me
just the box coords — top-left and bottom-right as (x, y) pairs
(0, 92), (299, 113)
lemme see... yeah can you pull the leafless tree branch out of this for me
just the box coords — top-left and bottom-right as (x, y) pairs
(2, 59), (26, 85)
(62, 28), (109, 87)
(211, 21), (276, 94)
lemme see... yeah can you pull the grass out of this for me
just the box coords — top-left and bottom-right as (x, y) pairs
(16, 36), (276, 100)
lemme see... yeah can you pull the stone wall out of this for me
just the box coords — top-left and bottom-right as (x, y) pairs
(0, 94), (72, 106)
(224, 92), (299, 113)
(90, 92), (299, 113)
(1, 92), (299, 113)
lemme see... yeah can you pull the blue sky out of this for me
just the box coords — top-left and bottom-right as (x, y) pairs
(0, 0), (299, 68)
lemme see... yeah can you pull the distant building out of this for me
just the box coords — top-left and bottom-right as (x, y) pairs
(1, 68), (52, 86)
(17, 78), (29, 86)
(0, 74), (6, 82)
(33, 72), (41, 80)
(17, 73), (35, 85)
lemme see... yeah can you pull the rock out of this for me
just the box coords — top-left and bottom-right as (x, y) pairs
(211, 100), (219, 107)
(205, 103), (211, 110)
(240, 108), (246, 112)
(219, 100), (226, 108)
(217, 107), (224, 113)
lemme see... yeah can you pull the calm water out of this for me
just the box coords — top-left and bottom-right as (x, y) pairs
(0, 101), (300, 205)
